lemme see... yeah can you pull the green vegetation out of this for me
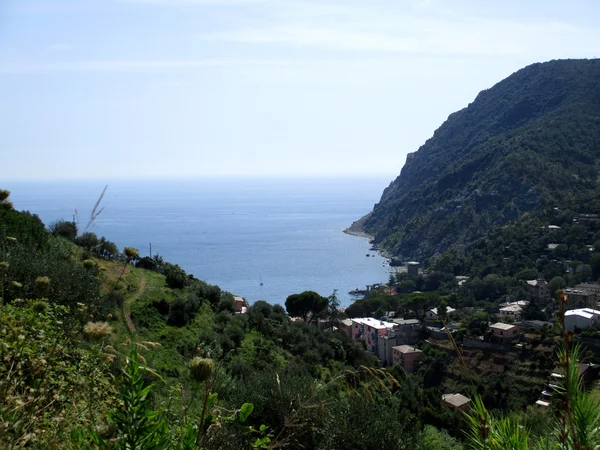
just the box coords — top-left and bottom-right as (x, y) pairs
(354, 59), (600, 261)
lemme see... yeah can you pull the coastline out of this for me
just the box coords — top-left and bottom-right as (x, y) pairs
(342, 228), (374, 241)
(343, 226), (396, 275)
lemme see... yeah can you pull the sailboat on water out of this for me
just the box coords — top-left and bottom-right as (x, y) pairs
(260, 274), (264, 286)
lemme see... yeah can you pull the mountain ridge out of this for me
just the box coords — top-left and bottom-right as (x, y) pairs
(353, 58), (600, 261)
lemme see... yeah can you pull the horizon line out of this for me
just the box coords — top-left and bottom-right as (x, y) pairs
(2, 172), (399, 183)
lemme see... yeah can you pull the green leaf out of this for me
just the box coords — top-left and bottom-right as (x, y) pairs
(239, 402), (254, 423)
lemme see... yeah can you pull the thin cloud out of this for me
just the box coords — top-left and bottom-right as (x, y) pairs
(0, 58), (294, 75)
(118, 0), (270, 5)
(200, 16), (598, 59)
(48, 43), (75, 52)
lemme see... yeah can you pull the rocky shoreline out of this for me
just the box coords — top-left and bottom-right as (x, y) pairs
(343, 225), (395, 267)
(342, 228), (374, 241)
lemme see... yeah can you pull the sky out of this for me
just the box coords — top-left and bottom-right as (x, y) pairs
(0, 0), (599, 181)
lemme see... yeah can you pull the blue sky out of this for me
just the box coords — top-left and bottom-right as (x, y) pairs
(1, 0), (599, 180)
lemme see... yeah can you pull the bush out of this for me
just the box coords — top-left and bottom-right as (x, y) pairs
(49, 220), (78, 241)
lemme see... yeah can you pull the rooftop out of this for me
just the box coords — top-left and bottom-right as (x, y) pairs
(391, 318), (421, 326)
(442, 393), (471, 408)
(351, 317), (396, 330)
(526, 279), (547, 287)
(500, 304), (525, 313)
(574, 283), (600, 290)
(565, 308), (600, 319)
(429, 306), (456, 316)
(490, 322), (517, 331)
(392, 345), (422, 354)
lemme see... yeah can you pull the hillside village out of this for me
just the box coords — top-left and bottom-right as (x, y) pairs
(320, 210), (600, 415)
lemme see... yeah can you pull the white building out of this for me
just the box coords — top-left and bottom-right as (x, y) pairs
(425, 306), (456, 320)
(564, 308), (600, 331)
(499, 301), (529, 318)
(351, 318), (396, 354)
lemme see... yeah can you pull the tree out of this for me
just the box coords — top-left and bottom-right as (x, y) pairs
(463, 311), (489, 336)
(49, 220), (77, 241)
(437, 300), (448, 321)
(75, 232), (99, 251)
(521, 297), (545, 321)
(285, 291), (328, 324)
(576, 264), (593, 283)
(322, 290), (343, 329)
(549, 276), (566, 298)
(590, 253), (600, 280)
(164, 263), (188, 289)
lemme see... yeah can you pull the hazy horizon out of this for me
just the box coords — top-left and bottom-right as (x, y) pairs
(1, 0), (599, 181)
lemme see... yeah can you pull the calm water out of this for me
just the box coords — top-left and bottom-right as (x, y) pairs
(6, 177), (393, 306)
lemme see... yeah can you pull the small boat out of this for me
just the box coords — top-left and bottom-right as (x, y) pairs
(260, 274), (263, 286)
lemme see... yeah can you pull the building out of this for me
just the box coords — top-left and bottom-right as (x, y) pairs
(233, 296), (247, 314)
(425, 306), (456, 320)
(489, 322), (520, 341)
(520, 320), (553, 330)
(407, 261), (420, 277)
(442, 393), (471, 414)
(499, 301), (529, 318)
(351, 318), (396, 354)
(455, 276), (469, 287)
(337, 318), (353, 338)
(574, 283), (600, 294)
(574, 213), (600, 224)
(564, 308), (600, 331)
(564, 288), (597, 308)
(526, 279), (549, 298)
(378, 319), (421, 365)
(392, 345), (422, 373)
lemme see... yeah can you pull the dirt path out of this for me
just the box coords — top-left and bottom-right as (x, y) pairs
(123, 274), (146, 335)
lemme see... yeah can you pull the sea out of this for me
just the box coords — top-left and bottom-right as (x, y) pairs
(5, 176), (394, 306)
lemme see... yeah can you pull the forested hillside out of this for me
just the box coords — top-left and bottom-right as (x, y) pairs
(352, 58), (600, 260)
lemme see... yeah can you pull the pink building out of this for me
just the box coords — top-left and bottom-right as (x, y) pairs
(489, 322), (520, 341)
(392, 345), (422, 373)
(351, 318), (395, 354)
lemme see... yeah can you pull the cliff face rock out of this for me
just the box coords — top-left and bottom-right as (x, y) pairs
(359, 59), (600, 261)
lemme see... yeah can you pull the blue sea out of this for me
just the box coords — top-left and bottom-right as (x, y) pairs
(5, 176), (394, 306)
